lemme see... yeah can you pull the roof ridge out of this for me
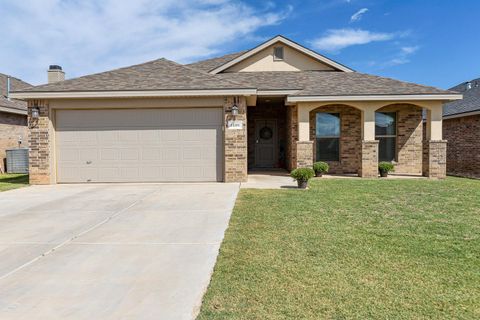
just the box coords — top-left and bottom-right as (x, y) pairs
(166, 57), (253, 88)
(19, 57), (171, 92)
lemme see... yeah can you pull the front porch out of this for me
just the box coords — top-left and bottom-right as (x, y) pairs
(241, 97), (446, 179)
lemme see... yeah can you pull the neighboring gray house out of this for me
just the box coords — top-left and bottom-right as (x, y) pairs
(0, 74), (32, 173)
(443, 78), (480, 178)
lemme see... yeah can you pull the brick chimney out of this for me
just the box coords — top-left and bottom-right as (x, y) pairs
(48, 65), (65, 83)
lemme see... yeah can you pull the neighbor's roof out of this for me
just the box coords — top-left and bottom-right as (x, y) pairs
(0, 73), (31, 115)
(16, 58), (254, 93)
(443, 78), (480, 117)
(216, 71), (456, 96)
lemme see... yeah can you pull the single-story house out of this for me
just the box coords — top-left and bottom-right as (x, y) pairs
(0, 73), (31, 173)
(11, 35), (462, 184)
(442, 78), (480, 178)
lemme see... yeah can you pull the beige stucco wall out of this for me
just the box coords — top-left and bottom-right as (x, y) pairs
(224, 43), (335, 72)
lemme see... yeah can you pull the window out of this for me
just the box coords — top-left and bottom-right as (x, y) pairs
(273, 46), (284, 60)
(375, 112), (397, 162)
(316, 113), (340, 161)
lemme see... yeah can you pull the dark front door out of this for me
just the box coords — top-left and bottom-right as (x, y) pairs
(254, 119), (277, 168)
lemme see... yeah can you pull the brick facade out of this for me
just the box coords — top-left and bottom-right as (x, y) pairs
(28, 100), (52, 184)
(0, 111), (28, 173)
(224, 96), (248, 182)
(378, 104), (423, 174)
(286, 105), (298, 171)
(443, 115), (480, 178)
(359, 140), (379, 178)
(309, 105), (361, 174)
(296, 141), (314, 168)
(423, 140), (447, 178)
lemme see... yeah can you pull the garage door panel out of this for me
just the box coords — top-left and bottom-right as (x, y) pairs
(56, 108), (223, 183)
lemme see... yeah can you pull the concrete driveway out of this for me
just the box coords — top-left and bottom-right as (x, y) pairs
(0, 183), (239, 320)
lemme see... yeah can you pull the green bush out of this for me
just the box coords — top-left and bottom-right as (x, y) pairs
(290, 168), (315, 181)
(313, 161), (329, 174)
(378, 162), (395, 173)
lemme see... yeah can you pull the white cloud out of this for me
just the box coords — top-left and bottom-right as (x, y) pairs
(0, 0), (288, 84)
(310, 29), (394, 52)
(401, 46), (419, 54)
(350, 8), (368, 22)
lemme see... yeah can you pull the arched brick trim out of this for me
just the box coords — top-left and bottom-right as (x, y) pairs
(309, 104), (362, 174)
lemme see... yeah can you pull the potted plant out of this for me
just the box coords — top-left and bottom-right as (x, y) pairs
(378, 162), (395, 177)
(313, 161), (329, 177)
(290, 167), (315, 189)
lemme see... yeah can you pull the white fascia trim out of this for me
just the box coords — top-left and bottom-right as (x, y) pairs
(209, 36), (354, 74)
(257, 89), (300, 96)
(443, 110), (480, 119)
(9, 89), (257, 99)
(287, 94), (463, 103)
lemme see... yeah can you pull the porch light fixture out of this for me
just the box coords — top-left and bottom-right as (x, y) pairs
(231, 104), (239, 117)
(231, 97), (239, 117)
(31, 105), (40, 119)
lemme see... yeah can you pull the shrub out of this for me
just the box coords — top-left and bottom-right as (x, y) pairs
(378, 162), (395, 173)
(291, 168), (315, 181)
(313, 161), (329, 174)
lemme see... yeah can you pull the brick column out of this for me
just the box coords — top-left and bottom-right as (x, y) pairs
(296, 141), (313, 168)
(224, 96), (248, 182)
(359, 140), (379, 178)
(28, 100), (52, 184)
(422, 140), (447, 178)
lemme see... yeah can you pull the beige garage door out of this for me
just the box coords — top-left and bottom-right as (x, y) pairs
(55, 108), (223, 183)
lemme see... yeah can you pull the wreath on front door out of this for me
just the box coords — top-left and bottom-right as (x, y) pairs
(259, 126), (273, 140)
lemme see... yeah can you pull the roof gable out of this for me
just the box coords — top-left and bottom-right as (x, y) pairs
(209, 35), (353, 74)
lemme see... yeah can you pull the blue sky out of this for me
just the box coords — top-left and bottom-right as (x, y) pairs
(1, 0), (478, 89)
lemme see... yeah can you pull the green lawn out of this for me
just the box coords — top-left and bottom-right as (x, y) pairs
(0, 174), (29, 192)
(198, 177), (480, 319)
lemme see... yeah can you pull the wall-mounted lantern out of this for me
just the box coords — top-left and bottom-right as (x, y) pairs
(231, 104), (239, 117)
(231, 97), (239, 118)
(31, 105), (40, 119)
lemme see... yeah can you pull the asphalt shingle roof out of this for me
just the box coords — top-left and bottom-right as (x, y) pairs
(15, 48), (454, 97)
(216, 71), (454, 96)
(185, 51), (247, 72)
(18, 58), (252, 93)
(443, 78), (480, 116)
(0, 73), (31, 113)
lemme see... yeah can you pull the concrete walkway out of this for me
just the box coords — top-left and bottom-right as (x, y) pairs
(241, 170), (426, 189)
(0, 183), (239, 320)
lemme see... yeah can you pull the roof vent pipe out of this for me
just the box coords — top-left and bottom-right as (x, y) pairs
(48, 65), (65, 83)
(6, 76), (11, 100)
(466, 82), (472, 90)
